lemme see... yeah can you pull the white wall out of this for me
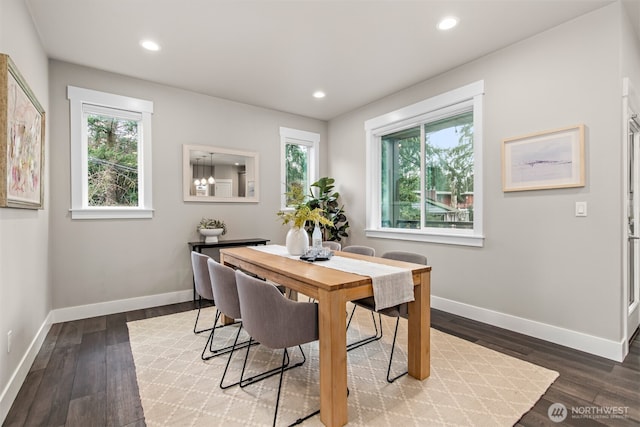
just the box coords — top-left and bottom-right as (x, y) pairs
(0, 0), (50, 421)
(328, 4), (626, 358)
(48, 60), (327, 310)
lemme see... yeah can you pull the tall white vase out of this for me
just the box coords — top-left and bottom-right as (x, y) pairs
(286, 226), (309, 255)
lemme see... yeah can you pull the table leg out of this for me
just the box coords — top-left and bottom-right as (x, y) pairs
(407, 269), (431, 380)
(317, 288), (348, 427)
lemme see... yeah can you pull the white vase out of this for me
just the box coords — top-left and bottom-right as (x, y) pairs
(200, 228), (224, 243)
(286, 226), (309, 255)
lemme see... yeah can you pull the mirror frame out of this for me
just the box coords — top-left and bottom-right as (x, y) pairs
(182, 144), (259, 203)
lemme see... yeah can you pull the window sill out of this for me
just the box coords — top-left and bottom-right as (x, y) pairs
(70, 207), (154, 220)
(365, 228), (484, 247)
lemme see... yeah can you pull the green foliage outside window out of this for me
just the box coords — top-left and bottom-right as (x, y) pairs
(380, 111), (474, 229)
(285, 143), (308, 206)
(87, 114), (139, 206)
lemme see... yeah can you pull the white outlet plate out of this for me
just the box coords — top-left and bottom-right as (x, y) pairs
(7, 330), (12, 353)
(575, 202), (587, 217)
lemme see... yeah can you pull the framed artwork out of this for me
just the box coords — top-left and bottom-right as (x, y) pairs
(0, 54), (46, 209)
(502, 124), (585, 192)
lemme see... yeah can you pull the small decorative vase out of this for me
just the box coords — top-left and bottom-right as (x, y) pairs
(200, 228), (224, 243)
(286, 226), (309, 255)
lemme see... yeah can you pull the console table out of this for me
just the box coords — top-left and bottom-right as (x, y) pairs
(188, 238), (270, 300)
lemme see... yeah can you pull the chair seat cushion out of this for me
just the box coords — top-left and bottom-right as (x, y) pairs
(352, 297), (407, 318)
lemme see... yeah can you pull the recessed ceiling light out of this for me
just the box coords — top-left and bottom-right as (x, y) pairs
(313, 91), (326, 99)
(140, 40), (160, 51)
(437, 16), (458, 31)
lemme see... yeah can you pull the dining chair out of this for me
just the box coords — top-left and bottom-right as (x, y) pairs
(321, 241), (341, 251)
(202, 258), (257, 362)
(341, 245), (382, 349)
(190, 251), (218, 335)
(234, 270), (320, 426)
(341, 245), (375, 256)
(348, 250), (428, 383)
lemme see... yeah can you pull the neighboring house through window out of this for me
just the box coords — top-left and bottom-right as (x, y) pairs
(365, 81), (484, 247)
(280, 127), (319, 209)
(68, 86), (154, 219)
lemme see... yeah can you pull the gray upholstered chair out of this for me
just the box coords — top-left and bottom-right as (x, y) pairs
(234, 270), (320, 426)
(321, 241), (341, 251)
(348, 250), (427, 383)
(190, 251), (216, 335)
(341, 245), (375, 256)
(201, 258), (256, 362)
(342, 245), (381, 348)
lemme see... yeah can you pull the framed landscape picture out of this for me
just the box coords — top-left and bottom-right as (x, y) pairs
(0, 54), (45, 209)
(502, 124), (585, 192)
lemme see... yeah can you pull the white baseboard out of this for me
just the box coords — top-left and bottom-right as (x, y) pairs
(0, 289), (193, 425)
(51, 289), (193, 324)
(0, 311), (53, 425)
(432, 295), (625, 362)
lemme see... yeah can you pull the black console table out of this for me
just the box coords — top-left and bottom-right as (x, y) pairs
(188, 238), (270, 300)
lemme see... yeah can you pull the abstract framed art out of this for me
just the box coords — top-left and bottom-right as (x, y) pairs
(0, 54), (45, 209)
(502, 124), (585, 192)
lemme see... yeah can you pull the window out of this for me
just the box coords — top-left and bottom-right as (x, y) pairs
(280, 127), (319, 208)
(68, 86), (154, 219)
(365, 81), (484, 247)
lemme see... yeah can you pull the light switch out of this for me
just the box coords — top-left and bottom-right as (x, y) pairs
(575, 201), (587, 217)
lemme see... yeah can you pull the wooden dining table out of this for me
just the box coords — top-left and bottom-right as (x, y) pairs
(220, 246), (431, 427)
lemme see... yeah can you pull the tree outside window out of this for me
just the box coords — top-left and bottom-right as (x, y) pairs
(86, 114), (140, 206)
(380, 110), (474, 230)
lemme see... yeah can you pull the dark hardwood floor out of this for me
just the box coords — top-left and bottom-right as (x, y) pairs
(3, 302), (639, 426)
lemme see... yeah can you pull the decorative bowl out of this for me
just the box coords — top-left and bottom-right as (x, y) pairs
(199, 228), (224, 243)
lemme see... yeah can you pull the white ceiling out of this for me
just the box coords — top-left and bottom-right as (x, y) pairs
(26, 0), (616, 121)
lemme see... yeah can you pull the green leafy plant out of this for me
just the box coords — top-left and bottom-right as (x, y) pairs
(197, 218), (227, 235)
(306, 177), (349, 242)
(277, 184), (332, 229)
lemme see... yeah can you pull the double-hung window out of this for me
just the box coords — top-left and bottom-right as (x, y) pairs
(365, 81), (484, 247)
(68, 86), (154, 219)
(280, 127), (319, 208)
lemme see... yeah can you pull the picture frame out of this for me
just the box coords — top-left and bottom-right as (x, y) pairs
(0, 54), (46, 209)
(502, 124), (585, 192)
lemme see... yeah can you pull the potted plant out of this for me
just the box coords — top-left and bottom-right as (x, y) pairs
(277, 184), (332, 255)
(306, 177), (349, 243)
(197, 218), (227, 243)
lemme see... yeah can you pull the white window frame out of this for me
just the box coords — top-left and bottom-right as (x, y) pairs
(365, 80), (485, 247)
(280, 127), (320, 209)
(68, 86), (154, 219)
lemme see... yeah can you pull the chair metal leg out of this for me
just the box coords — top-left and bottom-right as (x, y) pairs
(346, 305), (383, 351)
(201, 310), (256, 361)
(386, 317), (408, 383)
(272, 349), (288, 427)
(273, 348), (322, 427)
(238, 342), (305, 389)
(193, 296), (214, 334)
(220, 323), (246, 389)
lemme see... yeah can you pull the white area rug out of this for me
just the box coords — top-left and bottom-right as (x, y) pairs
(127, 306), (558, 426)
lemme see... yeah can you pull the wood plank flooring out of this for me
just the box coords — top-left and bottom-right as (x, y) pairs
(3, 302), (639, 426)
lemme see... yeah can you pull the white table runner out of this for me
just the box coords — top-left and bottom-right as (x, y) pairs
(248, 245), (414, 310)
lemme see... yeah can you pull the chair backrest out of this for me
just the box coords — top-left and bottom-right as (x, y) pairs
(322, 241), (341, 251)
(191, 251), (214, 300)
(382, 251), (427, 318)
(235, 270), (318, 349)
(207, 258), (241, 320)
(342, 245), (375, 256)
(381, 251), (428, 265)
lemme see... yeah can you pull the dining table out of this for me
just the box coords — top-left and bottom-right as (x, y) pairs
(219, 245), (431, 427)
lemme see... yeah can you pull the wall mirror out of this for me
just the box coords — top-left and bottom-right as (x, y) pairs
(183, 144), (259, 203)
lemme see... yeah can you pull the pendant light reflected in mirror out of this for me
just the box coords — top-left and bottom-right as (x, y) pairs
(199, 156), (207, 185)
(208, 153), (216, 185)
(193, 158), (200, 186)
